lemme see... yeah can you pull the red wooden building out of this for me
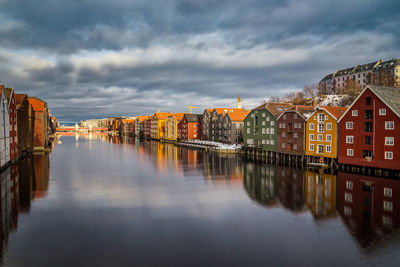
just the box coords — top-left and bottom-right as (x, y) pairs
(338, 85), (400, 170)
(178, 114), (201, 140)
(337, 172), (400, 246)
(4, 88), (18, 161)
(277, 105), (314, 155)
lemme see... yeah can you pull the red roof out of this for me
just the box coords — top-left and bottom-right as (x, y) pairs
(226, 109), (250, 122)
(321, 106), (347, 120)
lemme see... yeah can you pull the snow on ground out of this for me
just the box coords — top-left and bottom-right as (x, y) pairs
(183, 140), (242, 150)
(316, 94), (348, 106)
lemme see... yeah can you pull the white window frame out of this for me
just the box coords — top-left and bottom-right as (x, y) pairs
(294, 133), (298, 138)
(317, 145), (323, 154)
(385, 151), (393, 160)
(346, 121), (353, 129)
(346, 181), (353, 190)
(309, 134), (314, 141)
(347, 149), (354, 156)
(379, 108), (386, 116)
(384, 201), (393, 212)
(326, 145), (331, 153)
(346, 136), (354, 144)
(326, 123), (332, 131)
(309, 123), (314, 130)
(352, 110), (358, 116)
(317, 134), (323, 141)
(385, 121), (394, 130)
(309, 144), (314, 151)
(318, 123), (324, 133)
(385, 137), (394, 146)
(326, 135), (332, 142)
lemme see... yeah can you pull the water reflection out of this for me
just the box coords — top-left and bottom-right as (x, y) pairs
(337, 172), (400, 250)
(0, 154), (49, 261)
(3, 135), (400, 265)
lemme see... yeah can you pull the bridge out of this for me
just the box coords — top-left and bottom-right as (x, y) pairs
(56, 126), (108, 133)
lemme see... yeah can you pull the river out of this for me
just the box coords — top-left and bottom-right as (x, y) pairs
(1, 134), (399, 266)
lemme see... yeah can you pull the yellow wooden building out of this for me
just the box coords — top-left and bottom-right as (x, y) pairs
(305, 106), (347, 161)
(165, 113), (185, 141)
(151, 112), (173, 140)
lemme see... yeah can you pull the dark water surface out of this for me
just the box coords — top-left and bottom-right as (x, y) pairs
(1, 134), (400, 266)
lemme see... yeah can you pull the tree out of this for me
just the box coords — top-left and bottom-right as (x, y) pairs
(302, 83), (319, 98)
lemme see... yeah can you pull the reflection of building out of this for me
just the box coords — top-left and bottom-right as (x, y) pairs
(243, 162), (277, 207)
(18, 157), (34, 212)
(305, 171), (336, 219)
(277, 166), (304, 212)
(337, 172), (400, 248)
(0, 164), (19, 254)
(33, 154), (50, 199)
(202, 153), (243, 185)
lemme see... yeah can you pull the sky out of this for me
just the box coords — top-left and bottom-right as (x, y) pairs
(0, 0), (399, 122)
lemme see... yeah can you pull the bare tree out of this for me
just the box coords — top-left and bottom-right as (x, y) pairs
(302, 83), (319, 98)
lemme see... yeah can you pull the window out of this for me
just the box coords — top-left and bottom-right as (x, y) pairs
(309, 144), (314, 151)
(346, 181), (353, 190)
(262, 113), (266, 117)
(266, 128), (270, 134)
(384, 201), (393, 212)
(251, 113), (255, 118)
(247, 121), (250, 126)
(282, 143), (286, 148)
(318, 113), (325, 123)
(293, 144), (297, 150)
(266, 140), (270, 145)
(326, 145), (331, 153)
(326, 123), (332, 130)
(294, 133), (298, 138)
(379, 109), (386, 115)
(346, 136), (354, 144)
(366, 97), (371, 106)
(297, 123), (302, 129)
(347, 149), (354, 156)
(294, 114), (298, 119)
(318, 134), (323, 141)
(282, 132), (286, 137)
(283, 114), (287, 120)
(271, 128), (274, 134)
(267, 116), (270, 121)
(365, 136), (372, 145)
(309, 134), (314, 141)
(385, 121), (394, 130)
(271, 121), (275, 126)
(384, 188), (392, 197)
(385, 137), (394, 146)
(352, 110), (358, 116)
(365, 110), (372, 119)
(262, 121), (266, 126)
(365, 122), (372, 132)
(346, 122), (353, 129)
(326, 135), (332, 142)
(318, 124), (324, 133)
(317, 145), (323, 154)
(247, 128), (250, 134)
(309, 123), (314, 130)
(270, 140), (274, 145)
(344, 207), (352, 216)
(262, 128), (265, 134)
(363, 150), (373, 158)
(385, 151), (393, 160)
(345, 193), (353, 203)
(262, 139), (265, 144)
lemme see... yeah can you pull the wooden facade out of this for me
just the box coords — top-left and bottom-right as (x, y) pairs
(338, 85), (400, 170)
(178, 114), (201, 140)
(0, 87), (10, 168)
(15, 94), (34, 156)
(277, 106), (314, 155)
(28, 97), (49, 150)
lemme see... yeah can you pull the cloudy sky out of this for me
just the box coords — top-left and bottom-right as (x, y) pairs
(1, 0), (399, 122)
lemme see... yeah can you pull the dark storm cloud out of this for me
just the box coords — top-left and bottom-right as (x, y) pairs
(0, 0), (399, 121)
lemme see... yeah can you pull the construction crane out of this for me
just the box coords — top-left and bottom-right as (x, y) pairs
(188, 105), (198, 113)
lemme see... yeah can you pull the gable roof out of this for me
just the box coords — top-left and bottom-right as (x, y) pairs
(323, 106), (347, 120)
(225, 109), (250, 122)
(278, 105), (315, 120)
(338, 85), (400, 122)
(153, 112), (173, 120)
(172, 113), (185, 121)
(184, 114), (201, 122)
(254, 102), (294, 117)
(15, 94), (28, 109)
(213, 108), (243, 115)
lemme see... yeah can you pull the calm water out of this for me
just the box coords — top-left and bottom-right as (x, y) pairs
(1, 134), (400, 266)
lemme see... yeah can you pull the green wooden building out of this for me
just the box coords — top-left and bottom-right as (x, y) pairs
(244, 102), (293, 151)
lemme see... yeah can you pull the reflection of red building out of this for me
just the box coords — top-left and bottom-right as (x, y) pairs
(337, 172), (400, 246)
(33, 154), (50, 199)
(143, 118), (152, 138)
(277, 166), (304, 212)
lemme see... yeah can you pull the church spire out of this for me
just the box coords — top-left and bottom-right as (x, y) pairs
(237, 95), (242, 109)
